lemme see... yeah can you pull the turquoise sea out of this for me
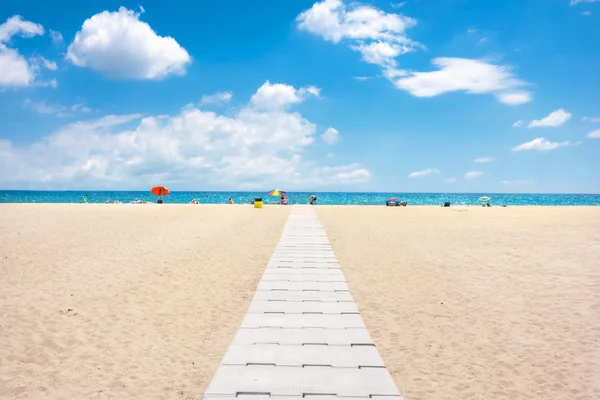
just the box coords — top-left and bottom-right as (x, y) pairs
(0, 191), (599, 206)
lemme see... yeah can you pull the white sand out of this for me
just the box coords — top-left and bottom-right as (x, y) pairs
(2, 204), (599, 400)
(316, 206), (600, 400)
(0, 204), (290, 399)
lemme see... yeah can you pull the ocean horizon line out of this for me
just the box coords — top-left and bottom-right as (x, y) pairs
(1, 189), (599, 195)
(2, 190), (599, 206)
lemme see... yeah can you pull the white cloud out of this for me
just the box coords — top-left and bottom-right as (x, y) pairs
(43, 58), (57, 70)
(570, 0), (600, 5)
(501, 180), (533, 185)
(496, 92), (532, 105)
(297, 0), (417, 44)
(390, 2), (407, 8)
(444, 177), (457, 182)
(49, 30), (63, 45)
(390, 58), (532, 105)
(0, 16), (46, 88)
(582, 11), (592, 15)
(464, 171), (484, 179)
(297, 1), (532, 106)
(528, 109), (571, 128)
(319, 163), (370, 182)
(321, 127), (339, 144)
(513, 120), (523, 128)
(0, 47), (35, 87)
(24, 99), (93, 117)
(37, 78), (58, 88)
(71, 103), (93, 113)
(408, 168), (439, 178)
(474, 157), (494, 163)
(582, 116), (600, 122)
(296, 0), (420, 81)
(326, 152), (334, 158)
(30, 56), (58, 72)
(66, 7), (191, 80)
(1, 82), (369, 190)
(200, 91), (233, 105)
(353, 76), (372, 81)
(250, 81), (320, 110)
(0, 15), (44, 42)
(586, 129), (600, 138)
(23, 99), (59, 115)
(351, 40), (415, 67)
(512, 137), (577, 151)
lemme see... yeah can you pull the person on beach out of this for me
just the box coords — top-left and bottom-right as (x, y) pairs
(309, 195), (317, 205)
(228, 198), (234, 204)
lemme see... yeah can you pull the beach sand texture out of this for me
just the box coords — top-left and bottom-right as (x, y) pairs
(316, 206), (600, 400)
(0, 204), (290, 399)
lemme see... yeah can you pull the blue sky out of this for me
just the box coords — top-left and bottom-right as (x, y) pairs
(0, 0), (598, 193)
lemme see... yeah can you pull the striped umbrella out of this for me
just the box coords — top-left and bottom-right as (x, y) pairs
(268, 189), (286, 197)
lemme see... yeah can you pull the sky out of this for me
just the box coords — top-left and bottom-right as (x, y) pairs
(0, 0), (598, 193)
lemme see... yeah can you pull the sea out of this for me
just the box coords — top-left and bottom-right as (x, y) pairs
(0, 191), (599, 206)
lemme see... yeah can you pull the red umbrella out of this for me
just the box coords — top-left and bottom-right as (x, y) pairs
(151, 186), (170, 196)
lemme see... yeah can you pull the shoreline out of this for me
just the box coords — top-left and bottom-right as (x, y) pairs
(1, 203), (599, 207)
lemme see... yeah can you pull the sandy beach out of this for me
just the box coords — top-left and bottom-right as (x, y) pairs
(0, 204), (290, 399)
(317, 206), (600, 400)
(1, 205), (599, 400)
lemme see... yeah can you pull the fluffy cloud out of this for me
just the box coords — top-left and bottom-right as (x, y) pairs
(353, 76), (372, 81)
(297, 0), (416, 43)
(587, 129), (600, 138)
(512, 137), (577, 151)
(513, 120), (524, 128)
(250, 81), (320, 110)
(296, 0), (419, 73)
(0, 15), (44, 42)
(200, 91), (233, 105)
(391, 58), (532, 104)
(474, 157), (494, 163)
(528, 109), (571, 128)
(66, 7), (191, 80)
(408, 168), (439, 178)
(444, 177), (457, 182)
(321, 127), (339, 144)
(1, 83), (369, 189)
(582, 11), (592, 15)
(297, 2), (532, 105)
(464, 171), (484, 179)
(0, 16), (47, 88)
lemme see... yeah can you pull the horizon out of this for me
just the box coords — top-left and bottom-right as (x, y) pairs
(1, 0), (599, 193)
(2, 189), (600, 195)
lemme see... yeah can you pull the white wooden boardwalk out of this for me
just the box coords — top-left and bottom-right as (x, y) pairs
(203, 206), (403, 399)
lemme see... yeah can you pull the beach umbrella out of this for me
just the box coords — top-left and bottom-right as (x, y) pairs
(268, 189), (286, 197)
(151, 186), (170, 196)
